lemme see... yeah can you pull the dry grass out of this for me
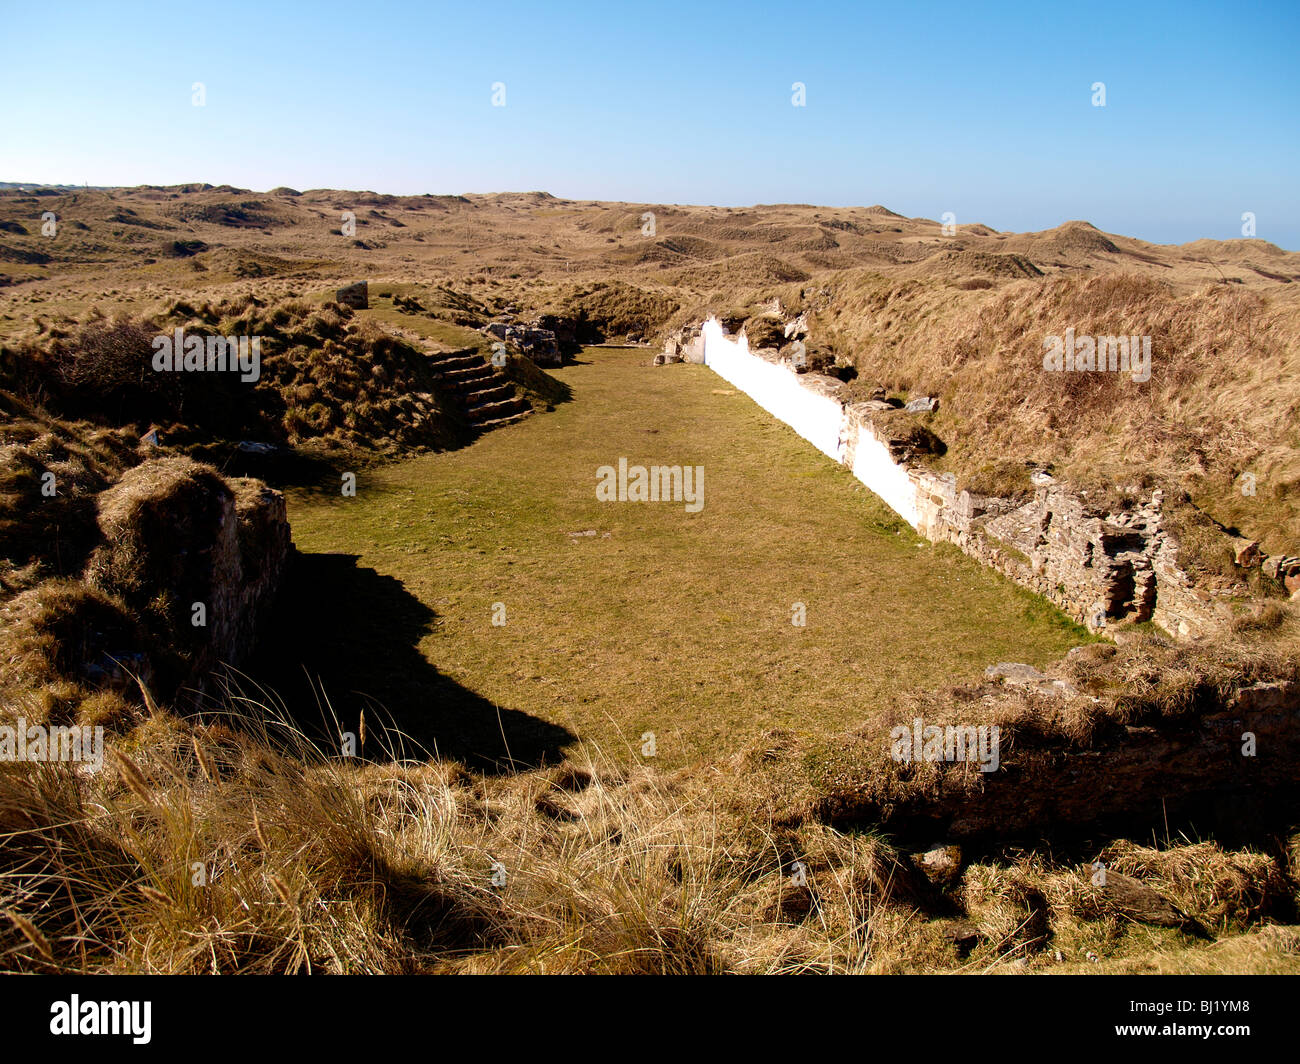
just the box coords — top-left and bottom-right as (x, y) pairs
(3, 689), (1296, 975)
(5, 184), (1295, 554)
(1059, 621), (1300, 722)
(0, 580), (150, 732)
(6, 295), (472, 453)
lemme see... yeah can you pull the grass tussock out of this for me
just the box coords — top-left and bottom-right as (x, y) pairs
(0, 392), (141, 591)
(535, 280), (680, 343)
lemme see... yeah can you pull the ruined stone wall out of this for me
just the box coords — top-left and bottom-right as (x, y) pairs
(700, 317), (1231, 637)
(818, 679), (1300, 840)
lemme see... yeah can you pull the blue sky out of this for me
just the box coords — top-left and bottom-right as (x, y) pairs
(2, 0), (1297, 247)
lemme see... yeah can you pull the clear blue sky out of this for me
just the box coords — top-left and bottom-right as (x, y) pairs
(3, 0), (1297, 247)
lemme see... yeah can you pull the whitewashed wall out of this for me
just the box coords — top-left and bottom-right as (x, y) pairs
(700, 318), (846, 462)
(701, 317), (923, 529)
(848, 427), (922, 528)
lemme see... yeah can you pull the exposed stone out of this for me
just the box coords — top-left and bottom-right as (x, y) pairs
(699, 316), (1276, 639)
(1232, 681), (1299, 712)
(532, 312), (579, 352)
(903, 396), (939, 414)
(783, 312), (809, 340)
(944, 920), (983, 956)
(486, 321), (561, 366)
(819, 678), (1300, 840)
(662, 322), (704, 364)
(915, 844), (963, 887)
(237, 440), (277, 455)
(985, 662), (1047, 684)
(1096, 870), (1208, 936)
(1233, 538), (1262, 567)
(984, 661), (1083, 699)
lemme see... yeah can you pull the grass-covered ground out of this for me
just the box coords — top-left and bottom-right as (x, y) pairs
(277, 345), (1093, 769)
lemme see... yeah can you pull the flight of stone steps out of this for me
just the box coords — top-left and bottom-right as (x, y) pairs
(426, 347), (532, 432)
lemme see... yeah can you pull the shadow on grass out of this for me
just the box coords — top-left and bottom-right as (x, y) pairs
(176, 441), (360, 494)
(503, 356), (574, 408)
(247, 550), (575, 772)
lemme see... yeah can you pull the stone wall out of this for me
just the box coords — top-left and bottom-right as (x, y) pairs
(486, 321), (562, 367)
(817, 679), (1300, 840)
(699, 317), (1234, 637)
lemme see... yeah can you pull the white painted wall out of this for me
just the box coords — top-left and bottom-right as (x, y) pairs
(701, 318), (845, 461)
(849, 427), (922, 528)
(701, 317), (922, 529)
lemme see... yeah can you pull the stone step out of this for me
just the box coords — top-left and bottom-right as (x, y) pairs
(464, 383), (515, 405)
(442, 374), (498, 391)
(428, 353), (483, 371)
(415, 339), (530, 431)
(467, 396), (530, 421)
(444, 374), (498, 391)
(475, 409), (533, 431)
(445, 376), (502, 397)
(424, 344), (478, 359)
(468, 392), (530, 414)
(438, 364), (496, 381)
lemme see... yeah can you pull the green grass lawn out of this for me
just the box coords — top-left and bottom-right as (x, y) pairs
(275, 345), (1092, 770)
(355, 292), (489, 351)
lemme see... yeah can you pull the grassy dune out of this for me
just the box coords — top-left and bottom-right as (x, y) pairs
(277, 345), (1092, 769)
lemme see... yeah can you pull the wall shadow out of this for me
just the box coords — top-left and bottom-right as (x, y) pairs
(246, 550), (575, 772)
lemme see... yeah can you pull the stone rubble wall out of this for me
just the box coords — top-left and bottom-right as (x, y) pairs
(699, 316), (1231, 638)
(485, 321), (563, 367)
(820, 679), (1300, 840)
